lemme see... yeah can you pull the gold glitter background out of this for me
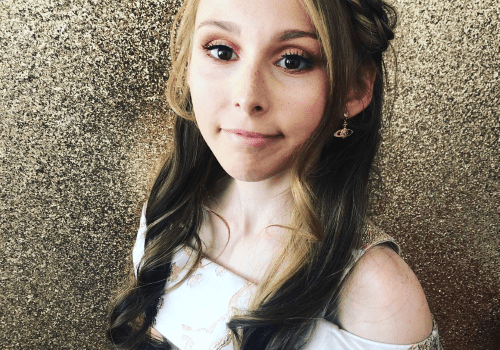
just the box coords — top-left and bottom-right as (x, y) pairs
(0, 0), (498, 349)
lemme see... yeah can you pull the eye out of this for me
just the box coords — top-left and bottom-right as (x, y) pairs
(276, 54), (313, 71)
(205, 44), (237, 61)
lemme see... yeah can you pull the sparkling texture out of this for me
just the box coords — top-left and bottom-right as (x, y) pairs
(0, 0), (498, 349)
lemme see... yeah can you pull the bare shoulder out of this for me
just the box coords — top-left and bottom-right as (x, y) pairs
(337, 243), (433, 345)
(150, 327), (163, 340)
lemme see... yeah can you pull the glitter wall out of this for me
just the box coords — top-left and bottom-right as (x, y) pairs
(0, 0), (498, 349)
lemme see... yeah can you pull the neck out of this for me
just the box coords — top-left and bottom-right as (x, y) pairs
(213, 171), (294, 238)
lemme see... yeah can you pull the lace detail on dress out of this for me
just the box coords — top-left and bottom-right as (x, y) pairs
(361, 224), (400, 253)
(134, 209), (442, 350)
(338, 223), (401, 284)
(408, 316), (442, 350)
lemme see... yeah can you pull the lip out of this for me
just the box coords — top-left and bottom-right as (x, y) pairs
(223, 128), (281, 147)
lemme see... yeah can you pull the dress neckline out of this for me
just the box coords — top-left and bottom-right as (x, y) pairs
(183, 245), (258, 285)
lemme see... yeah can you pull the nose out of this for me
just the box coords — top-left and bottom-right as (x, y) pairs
(232, 61), (269, 116)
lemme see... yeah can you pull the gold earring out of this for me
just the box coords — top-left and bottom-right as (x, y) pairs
(334, 112), (353, 138)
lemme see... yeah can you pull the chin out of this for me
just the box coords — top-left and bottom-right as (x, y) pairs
(230, 173), (272, 182)
(220, 167), (266, 182)
(219, 162), (293, 183)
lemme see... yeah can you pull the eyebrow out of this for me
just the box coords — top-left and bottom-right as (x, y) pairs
(197, 20), (241, 36)
(279, 30), (317, 42)
(197, 20), (317, 41)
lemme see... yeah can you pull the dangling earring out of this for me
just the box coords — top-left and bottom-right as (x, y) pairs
(334, 112), (353, 138)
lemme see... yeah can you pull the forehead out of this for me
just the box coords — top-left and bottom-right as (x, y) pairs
(194, 0), (315, 35)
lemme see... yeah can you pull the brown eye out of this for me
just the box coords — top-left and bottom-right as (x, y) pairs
(207, 45), (236, 60)
(284, 57), (300, 69)
(277, 54), (313, 71)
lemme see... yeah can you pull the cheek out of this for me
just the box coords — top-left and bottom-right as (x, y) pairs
(283, 79), (327, 139)
(189, 50), (228, 90)
(188, 56), (230, 119)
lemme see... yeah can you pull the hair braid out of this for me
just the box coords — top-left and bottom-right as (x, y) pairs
(345, 0), (396, 53)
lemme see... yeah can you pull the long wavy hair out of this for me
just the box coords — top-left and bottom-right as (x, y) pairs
(107, 0), (396, 348)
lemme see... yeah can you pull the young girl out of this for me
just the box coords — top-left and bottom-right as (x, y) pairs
(108, 0), (442, 348)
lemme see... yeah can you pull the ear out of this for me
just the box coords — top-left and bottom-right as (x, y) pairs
(346, 75), (375, 118)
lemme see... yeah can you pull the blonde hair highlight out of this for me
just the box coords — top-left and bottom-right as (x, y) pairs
(107, 0), (396, 347)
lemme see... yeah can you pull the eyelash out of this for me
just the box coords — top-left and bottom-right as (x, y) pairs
(203, 43), (238, 61)
(278, 50), (314, 71)
(202, 42), (314, 72)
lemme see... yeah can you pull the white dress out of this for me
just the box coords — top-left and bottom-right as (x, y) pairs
(133, 208), (442, 350)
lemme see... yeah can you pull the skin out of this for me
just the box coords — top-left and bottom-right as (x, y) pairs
(152, 0), (433, 344)
(187, 0), (330, 284)
(338, 244), (433, 344)
(188, 0), (328, 183)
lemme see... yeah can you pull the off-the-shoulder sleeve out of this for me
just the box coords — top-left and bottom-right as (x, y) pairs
(305, 316), (442, 350)
(132, 204), (147, 277)
(313, 224), (443, 349)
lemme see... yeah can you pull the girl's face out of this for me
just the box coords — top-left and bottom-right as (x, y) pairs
(188, 0), (328, 182)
